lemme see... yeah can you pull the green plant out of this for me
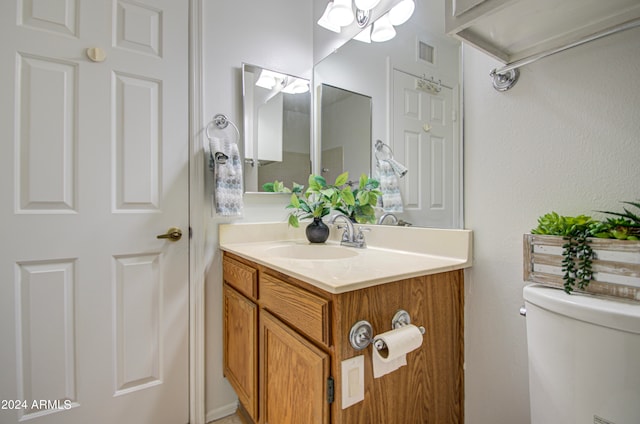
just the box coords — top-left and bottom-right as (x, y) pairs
(596, 200), (640, 240)
(262, 180), (292, 193)
(286, 173), (350, 227)
(285, 172), (381, 227)
(560, 227), (594, 294)
(532, 212), (595, 294)
(532, 202), (640, 293)
(531, 212), (594, 236)
(332, 173), (381, 224)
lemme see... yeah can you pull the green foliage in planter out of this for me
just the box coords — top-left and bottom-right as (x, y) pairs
(531, 201), (640, 294)
(531, 212), (594, 237)
(532, 212), (595, 294)
(595, 200), (640, 240)
(332, 173), (381, 224)
(282, 172), (381, 228)
(285, 174), (341, 227)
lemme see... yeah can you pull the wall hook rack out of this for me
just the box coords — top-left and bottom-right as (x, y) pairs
(417, 74), (442, 94)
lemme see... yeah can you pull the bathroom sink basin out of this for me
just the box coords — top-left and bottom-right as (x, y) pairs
(266, 244), (359, 260)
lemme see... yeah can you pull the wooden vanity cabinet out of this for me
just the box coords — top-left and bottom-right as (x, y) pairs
(223, 256), (259, 421)
(222, 251), (464, 424)
(223, 254), (331, 424)
(260, 310), (330, 424)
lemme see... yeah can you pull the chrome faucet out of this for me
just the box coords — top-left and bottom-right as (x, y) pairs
(329, 213), (369, 248)
(377, 212), (398, 225)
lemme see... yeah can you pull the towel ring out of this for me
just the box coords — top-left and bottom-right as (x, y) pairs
(205, 113), (240, 142)
(374, 140), (394, 161)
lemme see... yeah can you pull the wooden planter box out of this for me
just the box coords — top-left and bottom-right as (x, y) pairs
(524, 234), (640, 301)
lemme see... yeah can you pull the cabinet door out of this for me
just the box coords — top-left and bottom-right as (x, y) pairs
(223, 284), (258, 421)
(260, 311), (330, 424)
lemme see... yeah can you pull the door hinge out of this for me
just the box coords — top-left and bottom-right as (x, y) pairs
(327, 376), (334, 404)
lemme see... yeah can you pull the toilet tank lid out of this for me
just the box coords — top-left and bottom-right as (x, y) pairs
(523, 284), (640, 334)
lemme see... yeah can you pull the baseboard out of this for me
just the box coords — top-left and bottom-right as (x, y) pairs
(205, 401), (238, 423)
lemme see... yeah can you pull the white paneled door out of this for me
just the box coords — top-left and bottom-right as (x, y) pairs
(392, 69), (460, 228)
(0, 1), (189, 424)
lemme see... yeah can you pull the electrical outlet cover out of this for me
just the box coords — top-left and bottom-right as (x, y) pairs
(341, 355), (365, 408)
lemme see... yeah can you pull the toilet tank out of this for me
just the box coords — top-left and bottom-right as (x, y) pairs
(523, 284), (640, 424)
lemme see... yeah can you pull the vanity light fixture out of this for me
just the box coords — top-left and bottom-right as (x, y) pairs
(355, 8), (371, 27)
(388, 0), (415, 26)
(328, 0), (355, 27)
(370, 13), (396, 42)
(354, 0), (381, 10)
(353, 26), (372, 43)
(318, 0), (415, 43)
(318, 1), (341, 33)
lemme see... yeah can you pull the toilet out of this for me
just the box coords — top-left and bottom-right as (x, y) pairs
(523, 284), (640, 424)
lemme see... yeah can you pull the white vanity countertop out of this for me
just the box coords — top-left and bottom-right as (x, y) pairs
(219, 222), (473, 294)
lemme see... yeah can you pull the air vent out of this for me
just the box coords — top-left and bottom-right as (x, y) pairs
(418, 41), (435, 64)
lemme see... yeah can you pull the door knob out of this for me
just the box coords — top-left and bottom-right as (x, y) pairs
(157, 227), (182, 242)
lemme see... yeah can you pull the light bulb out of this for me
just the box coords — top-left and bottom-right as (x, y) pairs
(318, 1), (341, 33)
(328, 0), (354, 27)
(353, 26), (371, 43)
(370, 13), (396, 42)
(354, 0), (381, 10)
(389, 0), (415, 26)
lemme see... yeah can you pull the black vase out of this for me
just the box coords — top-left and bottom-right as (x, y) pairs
(306, 217), (330, 243)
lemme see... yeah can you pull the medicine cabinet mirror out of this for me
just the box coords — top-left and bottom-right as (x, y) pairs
(242, 63), (311, 193)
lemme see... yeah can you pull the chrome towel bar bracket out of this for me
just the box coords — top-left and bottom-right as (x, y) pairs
(213, 113), (230, 129)
(490, 18), (640, 92)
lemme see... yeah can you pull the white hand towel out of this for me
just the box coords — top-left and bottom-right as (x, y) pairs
(376, 159), (403, 213)
(386, 157), (408, 177)
(209, 136), (243, 217)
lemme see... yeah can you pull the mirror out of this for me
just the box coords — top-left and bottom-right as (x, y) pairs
(319, 84), (372, 185)
(242, 63), (311, 193)
(313, 0), (462, 228)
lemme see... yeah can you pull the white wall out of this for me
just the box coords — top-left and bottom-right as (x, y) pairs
(202, 1), (313, 420)
(463, 27), (640, 423)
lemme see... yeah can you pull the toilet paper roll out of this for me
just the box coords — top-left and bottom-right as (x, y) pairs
(372, 324), (423, 378)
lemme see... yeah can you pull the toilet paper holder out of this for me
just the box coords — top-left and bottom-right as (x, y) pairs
(349, 310), (426, 351)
